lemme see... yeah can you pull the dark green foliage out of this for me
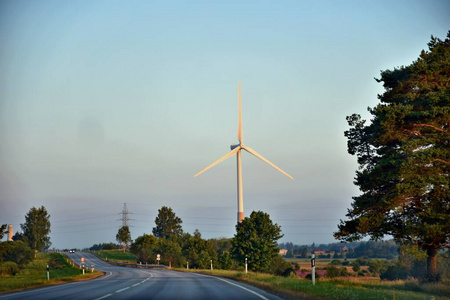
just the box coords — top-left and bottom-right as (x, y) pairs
(380, 265), (409, 280)
(330, 259), (342, 265)
(182, 230), (217, 269)
(21, 206), (51, 253)
(0, 262), (19, 276)
(152, 206), (183, 239)
(267, 255), (294, 277)
(351, 261), (361, 272)
(231, 211), (283, 272)
(347, 240), (397, 259)
(335, 32), (450, 282)
(89, 243), (120, 251)
(130, 234), (158, 263)
(218, 251), (232, 270)
(0, 224), (7, 240)
(156, 238), (183, 267)
(305, 272), (320, 280)
(325, 265), (350, 278)
(116, 226), (132, 250)
(368, 259), (386, 275)
(0, 241), (34, 267)
(12, 232), (23, 241)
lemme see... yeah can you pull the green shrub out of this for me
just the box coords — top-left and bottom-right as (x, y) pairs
(380, 265), (409, 280)
(305, 272), (320, 280)
(325, 265), (350, 278)
(0, 262), (19, 276)
(0, 241), (34, 267)
(330, 259), (342, 265)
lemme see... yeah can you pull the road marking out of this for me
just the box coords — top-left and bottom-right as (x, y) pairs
(193, 273), (270, 300)
(132, 283), (141, 287)
(93, 294), (112, 300)
(115, 287), (130, 293)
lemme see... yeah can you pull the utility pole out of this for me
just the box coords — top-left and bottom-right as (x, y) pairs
(117, 203), (134, 250)
(118, 203), (133, 228)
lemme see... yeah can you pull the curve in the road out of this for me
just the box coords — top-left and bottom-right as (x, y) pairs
(0, 252), (285, 300)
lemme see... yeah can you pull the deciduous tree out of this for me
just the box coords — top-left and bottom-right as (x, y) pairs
(116, 226), (132, 251)
(130, 234), (158, 263)
(335, 32), (450, 282)
(231, 211), (283, 272)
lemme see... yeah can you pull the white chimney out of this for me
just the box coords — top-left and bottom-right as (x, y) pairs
(8, 225), (13, 241)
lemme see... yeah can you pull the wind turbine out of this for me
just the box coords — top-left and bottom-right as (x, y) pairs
(194, 83), (293, 223)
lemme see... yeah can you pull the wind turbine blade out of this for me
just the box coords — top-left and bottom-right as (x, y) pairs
(194, 147), (240, 177)
(237, 83), (243, 144)
(241, 146), (293, 180)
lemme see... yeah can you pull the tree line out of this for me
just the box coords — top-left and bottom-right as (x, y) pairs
(113, 206), (293, 276)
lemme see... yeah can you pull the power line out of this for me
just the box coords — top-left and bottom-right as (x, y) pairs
(118, 203), (134, 228)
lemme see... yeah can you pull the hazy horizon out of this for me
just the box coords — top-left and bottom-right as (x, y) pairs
(1, 0), (449, 249)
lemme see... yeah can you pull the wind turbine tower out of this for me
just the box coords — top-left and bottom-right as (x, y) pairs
(195, 83), (293, 223)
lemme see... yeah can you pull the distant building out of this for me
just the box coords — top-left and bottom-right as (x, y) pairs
(313, 248), (327, 255)
(279, 249), (288, 256)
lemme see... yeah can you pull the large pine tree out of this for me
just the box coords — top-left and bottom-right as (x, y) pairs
(335, 32), (449, 282)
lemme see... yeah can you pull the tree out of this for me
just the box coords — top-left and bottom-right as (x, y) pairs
(0, 240), (34, 267)
(231, 211), (283, 272)
(334, 32), (450, 282)
(156, 238), (183, 267)
(182, 230), (217, 269)
(116, 226), (132, 251)
(0, 224), (7, 240)
(21, 206), (51, 256)
(130, 234), (158, 263)
(152, 206), (183, 239)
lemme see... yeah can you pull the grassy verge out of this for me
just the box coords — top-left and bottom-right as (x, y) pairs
(176, 269), (449, 300)
(0, 252), (102, 294)
(93, 250), (136, 263)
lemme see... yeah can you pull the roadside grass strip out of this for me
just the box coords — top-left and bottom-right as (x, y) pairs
(0, 253), (102, 294)
(176, 269), (450, 300)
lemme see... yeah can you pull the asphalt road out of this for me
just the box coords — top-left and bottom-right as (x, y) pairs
(0, 252), (286, 300)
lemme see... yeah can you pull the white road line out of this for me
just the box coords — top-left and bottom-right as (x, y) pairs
(132, 283), (141, 287)
(93, 293), (112, 300)
(115, 287), (130, 293)
(193, 273), (270, 300)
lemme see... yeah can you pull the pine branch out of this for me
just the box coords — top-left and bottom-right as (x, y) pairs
(412, 123), (446, 132)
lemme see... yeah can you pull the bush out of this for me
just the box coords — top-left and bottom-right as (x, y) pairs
(325, 265), (350, 278)
(305, 272), (320, 280)
(330, 259), (342, 265)
(351, 261), (361, 272)
(266, 255), (294, 277)
(0, 241), (34, 267)
(0, 261), (20, 276)
(380, 265), (409, 280)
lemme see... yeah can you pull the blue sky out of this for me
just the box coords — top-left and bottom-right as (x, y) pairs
(1, 0), (449, 249)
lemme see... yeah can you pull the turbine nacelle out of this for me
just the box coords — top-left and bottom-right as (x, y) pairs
(230, 144), (241, 150)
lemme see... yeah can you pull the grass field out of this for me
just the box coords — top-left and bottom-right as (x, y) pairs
(94, 250), (136, 263)
(0, 252), (102, 293)
(177, 269), (450, 300)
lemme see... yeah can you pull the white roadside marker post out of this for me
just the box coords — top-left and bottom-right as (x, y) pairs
(46, 265), (49, 280)
(210, 260), (213, 271)
(245, 257), (248, 274)
(311, 254), (316, 286)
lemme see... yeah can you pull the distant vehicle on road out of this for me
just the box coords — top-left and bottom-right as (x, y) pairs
(69, 250), (75, 253)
